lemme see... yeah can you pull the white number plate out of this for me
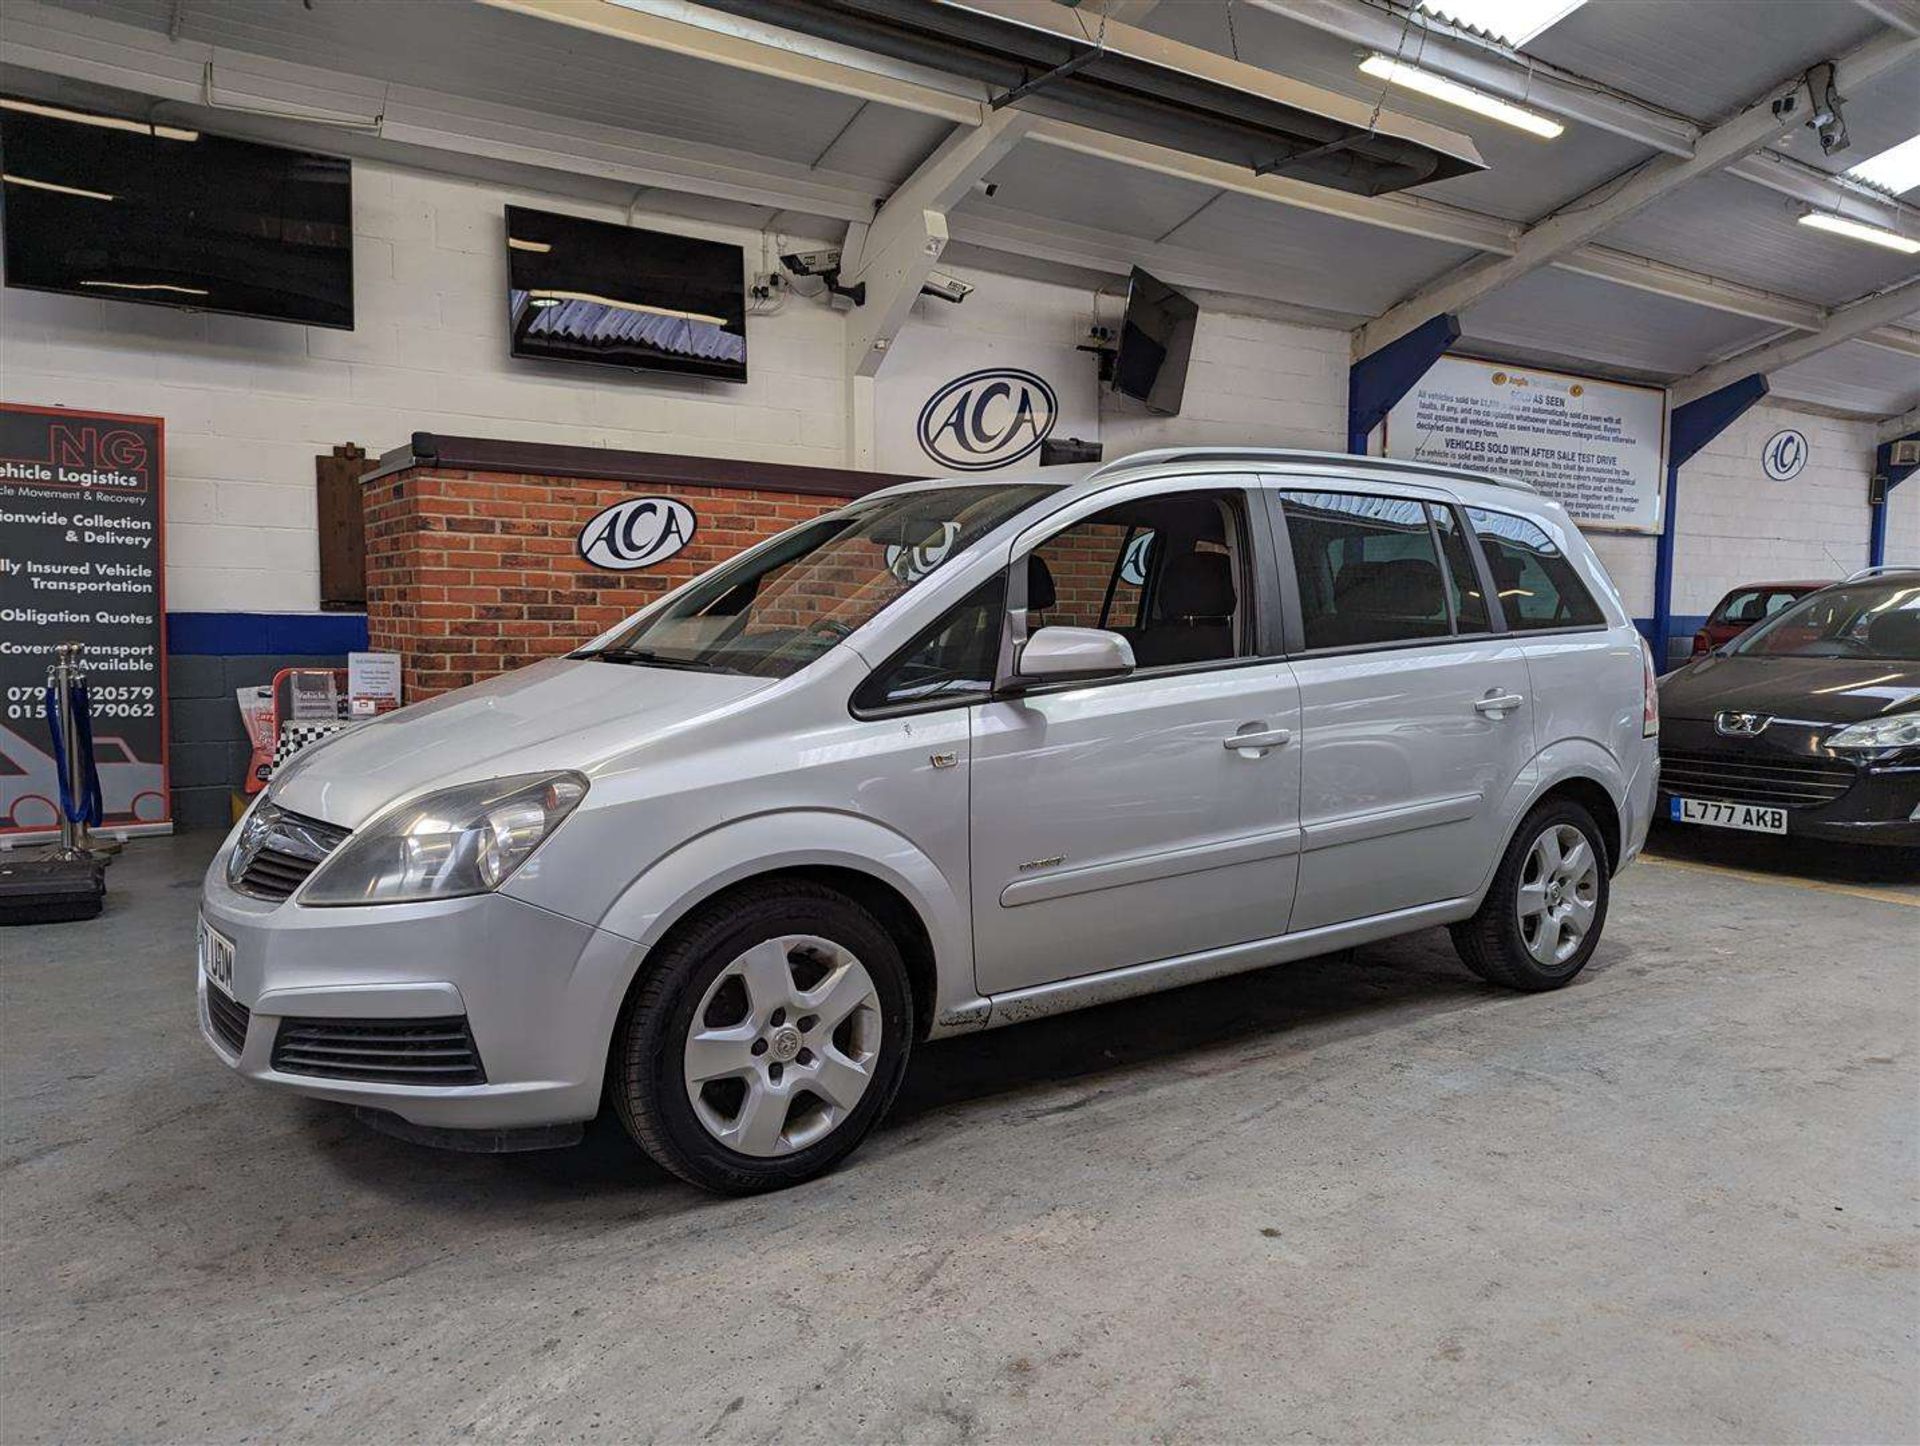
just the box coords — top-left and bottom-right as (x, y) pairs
(198, 915), (235, 991)
(1669, 797), (1787, 835)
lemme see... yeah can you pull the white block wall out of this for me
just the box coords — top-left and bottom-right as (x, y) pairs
(0, 162), (851, 613)
(1580, 403), (1893, 622)
(0, 152), (1896, 620)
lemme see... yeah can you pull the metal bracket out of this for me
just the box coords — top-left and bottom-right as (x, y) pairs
(1255, 135), (1358, 179)
(990, 44), (1105, 110)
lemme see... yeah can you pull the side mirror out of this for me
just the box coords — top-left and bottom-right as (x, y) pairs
(1016, 626), (1135, 682)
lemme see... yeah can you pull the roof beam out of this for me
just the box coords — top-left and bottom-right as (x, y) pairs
(1726, 149), (1920, 236)
(1881, 407), (1920, 442)
(1356, 27), (1920, 356)
(844, 109), (1033, 376)
(1672, 279), (1920, 405)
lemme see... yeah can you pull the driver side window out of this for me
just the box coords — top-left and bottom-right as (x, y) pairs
(851, 575), (1007, 714)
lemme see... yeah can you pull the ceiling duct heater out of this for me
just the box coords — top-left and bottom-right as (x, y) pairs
(682, 0), (1485, 196)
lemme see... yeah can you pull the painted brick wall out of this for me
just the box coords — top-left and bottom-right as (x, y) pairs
(363, 466), (850, 700)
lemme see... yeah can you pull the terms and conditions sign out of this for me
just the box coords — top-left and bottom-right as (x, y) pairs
(1, 403), (170, 838)
(1384, 358), (1668, 534)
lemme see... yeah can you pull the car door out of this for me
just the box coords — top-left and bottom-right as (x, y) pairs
(1267, 483), (1535, 933)
(968, 475), (1303, 997)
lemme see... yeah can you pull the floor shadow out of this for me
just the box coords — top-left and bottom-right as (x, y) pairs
(1646, 820), (1920, 886)
(302, 930), (1508, 1204)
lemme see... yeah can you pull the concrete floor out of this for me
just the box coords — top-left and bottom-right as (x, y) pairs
(3, 829), (1915, 1444)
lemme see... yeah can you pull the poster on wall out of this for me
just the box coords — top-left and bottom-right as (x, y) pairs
(1, 404), (170, 839)
(873, 325), (1099, 476)
(1384, 357), (1667, 533)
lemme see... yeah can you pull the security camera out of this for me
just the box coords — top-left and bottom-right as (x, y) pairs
(780, 249), (843, 277)
(920, 270), (974, 304)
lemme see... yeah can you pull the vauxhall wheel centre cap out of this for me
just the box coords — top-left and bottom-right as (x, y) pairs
(768, 1025), (803, 1063)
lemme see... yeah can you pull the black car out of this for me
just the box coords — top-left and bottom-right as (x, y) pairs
(1657, 570), (1920, 848)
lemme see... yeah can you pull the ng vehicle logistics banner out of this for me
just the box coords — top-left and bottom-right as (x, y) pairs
(1384, 357), (1668, 534)
(1, 403), (170, 837)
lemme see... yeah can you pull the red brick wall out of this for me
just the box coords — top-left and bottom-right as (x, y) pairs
(363, 466), (851, 700)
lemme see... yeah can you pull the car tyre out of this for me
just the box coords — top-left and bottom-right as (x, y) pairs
(1450, 799), (1609, 992)
(611, 880), (913, 1194)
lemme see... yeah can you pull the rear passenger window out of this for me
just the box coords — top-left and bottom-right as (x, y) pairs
(1280, 491), (1451, 649)
(1464, 508), (1605, 631)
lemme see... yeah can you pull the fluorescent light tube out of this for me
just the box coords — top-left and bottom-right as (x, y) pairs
(3, 174), (115, 201)
(0, 98), (197, 141)
(1418, 0), (1588, 47)
(507, 237), (553, 253)
(1359, 55), (1564, 138)
(1797, 212), (1920, 254)
(1844, 133), (1920, 198)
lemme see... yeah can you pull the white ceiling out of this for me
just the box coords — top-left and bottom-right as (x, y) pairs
(8, 0), (1919, 415)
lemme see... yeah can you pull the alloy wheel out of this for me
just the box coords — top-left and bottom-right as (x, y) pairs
(682, 934), (883, 1157)
(1516, 823), (1600, 967)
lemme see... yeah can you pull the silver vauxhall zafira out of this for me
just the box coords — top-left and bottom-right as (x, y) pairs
(200, 448), (1660, 1193)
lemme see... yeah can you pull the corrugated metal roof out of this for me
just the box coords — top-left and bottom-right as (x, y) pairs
(1601, 172), (1920, 308)
(1526, 0), (1884, 123)
(1771, 337), (1920, 415)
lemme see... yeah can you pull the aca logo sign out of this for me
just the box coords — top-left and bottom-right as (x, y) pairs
(577, 497), (697, 570)
(917, 368), (1058, 471)
(1762, 428), (1809, 482)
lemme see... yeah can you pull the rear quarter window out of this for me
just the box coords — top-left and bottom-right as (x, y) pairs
(1465, 508), (1605, 632)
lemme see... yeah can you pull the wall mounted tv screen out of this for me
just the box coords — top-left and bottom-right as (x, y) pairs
(0, 97), (353, 329)
(506, 206), (748, 384)
(1111, 266), (1199, 416)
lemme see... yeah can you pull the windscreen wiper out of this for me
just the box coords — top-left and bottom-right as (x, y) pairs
(579, 648), (716, 672)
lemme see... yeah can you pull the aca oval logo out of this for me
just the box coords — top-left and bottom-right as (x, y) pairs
(1762, 428), (1808, 482)
(885, 521), (962, 583)
(917, 368), (1058, 471)
(577, 497), (697, 571)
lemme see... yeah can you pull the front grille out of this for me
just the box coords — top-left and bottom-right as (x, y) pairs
(206, 983), (251, 1055)
(272, 1017), (487, 1086)
(233, 806), (350, 901)
(1660, 749), (1857, 810)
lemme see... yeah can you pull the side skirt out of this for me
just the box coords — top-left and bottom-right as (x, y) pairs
(976, 896), (1477, 1029)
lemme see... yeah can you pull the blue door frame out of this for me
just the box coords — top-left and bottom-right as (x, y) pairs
(1653, 375), (1770, 668)
(1869, 434), (1918, 570)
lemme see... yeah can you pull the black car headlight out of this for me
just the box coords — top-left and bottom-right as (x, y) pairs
(300, 772), (587, 906)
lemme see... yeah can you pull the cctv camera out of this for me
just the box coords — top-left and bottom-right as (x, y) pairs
(920, 270), (974, 304)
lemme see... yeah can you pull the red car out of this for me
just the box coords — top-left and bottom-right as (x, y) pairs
(1692, 580), (1832, 656)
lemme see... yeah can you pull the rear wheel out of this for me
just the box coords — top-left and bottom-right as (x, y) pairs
(611, 881), (912, 1194)
(1451, 799), (1609, 991)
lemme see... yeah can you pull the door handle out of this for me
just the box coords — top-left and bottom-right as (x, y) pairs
(1473, 693), (1525, 715)
(1224, 727), (1292, 752)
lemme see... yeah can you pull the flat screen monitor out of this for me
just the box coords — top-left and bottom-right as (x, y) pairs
(0, 97), (353, 329)
(1111, 266), (1199, 416)
(505, 205), (748, 384)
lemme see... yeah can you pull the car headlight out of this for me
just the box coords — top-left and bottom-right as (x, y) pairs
(1825, 714), (1920, 752)
(300, 771), (587, 906)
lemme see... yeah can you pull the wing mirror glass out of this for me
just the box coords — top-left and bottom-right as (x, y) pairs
(1016, 626), (1136, 682)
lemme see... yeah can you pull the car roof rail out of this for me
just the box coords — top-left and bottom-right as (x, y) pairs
(1843, 563), (1920, 581)
(1085, 446), (1538, 493)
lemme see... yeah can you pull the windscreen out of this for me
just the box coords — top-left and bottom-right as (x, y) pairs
(1733, 580), (1920, 660)
(583, 485), (1055, 678)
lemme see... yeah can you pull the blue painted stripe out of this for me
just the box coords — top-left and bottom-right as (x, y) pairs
(167, 612), (369, 656)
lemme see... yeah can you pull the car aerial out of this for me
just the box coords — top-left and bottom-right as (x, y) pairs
(1657, 567), (1920, 848)
(1691, 580), (1833, 658)
(198, 447), (1661, 1194)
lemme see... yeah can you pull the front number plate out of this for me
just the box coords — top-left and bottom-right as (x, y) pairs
(198, 914), (235, 991)
(1669, 797), (1787, 834)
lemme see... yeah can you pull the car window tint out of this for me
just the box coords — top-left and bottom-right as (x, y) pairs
(1464, 508), (1604, 631)
(1280, 491), (1451, 649)
(1431, 506), (1490, 633)
(853, 574), (1007, 712)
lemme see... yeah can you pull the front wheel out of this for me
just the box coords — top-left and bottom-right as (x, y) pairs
(611, 881), (913, 1194)
(1451, 800), (1609, 991)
